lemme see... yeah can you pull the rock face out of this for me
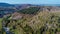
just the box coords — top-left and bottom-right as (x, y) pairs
(12, 12), (23, 20)
(11, 12), (33, 20)
(42, 6), (60, 12)
(56, 32), (60, 34)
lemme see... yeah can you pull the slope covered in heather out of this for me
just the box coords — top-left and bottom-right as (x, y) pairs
(1, 10), (60, 34)
(1, 6), (60, 34)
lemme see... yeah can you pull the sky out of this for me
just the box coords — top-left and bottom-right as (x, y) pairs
(0, 0), (60, 4)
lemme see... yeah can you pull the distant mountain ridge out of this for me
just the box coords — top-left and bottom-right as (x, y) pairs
(0, 3), (35, 7)
(0, 3), (60, 18)
(1, 3), (60, 7)
(0, 3), (15, 7)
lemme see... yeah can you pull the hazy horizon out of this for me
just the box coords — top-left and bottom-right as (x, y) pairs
(0, 0), (60, 4)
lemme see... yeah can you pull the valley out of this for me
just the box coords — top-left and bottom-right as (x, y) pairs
(0, 3), (60, 34)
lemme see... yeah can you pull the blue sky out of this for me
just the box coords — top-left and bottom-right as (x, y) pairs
(0, 0), (60, 4)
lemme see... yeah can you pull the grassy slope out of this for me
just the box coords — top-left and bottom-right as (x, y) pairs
(3, 11), (60, 34)
(0, 18), (3, 30)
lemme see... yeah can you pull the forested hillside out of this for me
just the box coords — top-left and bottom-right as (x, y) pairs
(18, 7), (40, 14)
(0, 6), (60, 34)
(1, 10), (60, 34)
